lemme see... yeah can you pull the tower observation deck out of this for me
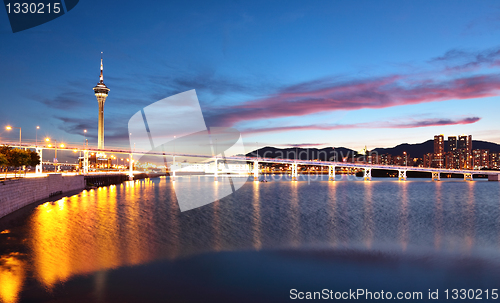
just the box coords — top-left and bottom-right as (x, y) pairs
(93, 52), (110, 150)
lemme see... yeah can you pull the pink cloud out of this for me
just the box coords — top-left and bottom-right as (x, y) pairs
(241, 117), (481, 134)
(206, 74), (499, 127)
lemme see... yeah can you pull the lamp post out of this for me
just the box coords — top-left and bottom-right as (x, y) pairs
(5, 126), (21, 146)
(83, 129), (87, 149)
(36, 126), (40, 146)
(403, 151), (407, 167)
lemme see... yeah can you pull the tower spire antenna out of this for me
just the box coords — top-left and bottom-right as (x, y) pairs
(100, 52), (104, 83)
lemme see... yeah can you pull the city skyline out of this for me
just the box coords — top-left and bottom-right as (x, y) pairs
(1, 1), (500, 152)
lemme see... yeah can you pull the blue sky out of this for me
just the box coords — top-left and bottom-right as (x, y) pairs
(0, 0), (500, 152)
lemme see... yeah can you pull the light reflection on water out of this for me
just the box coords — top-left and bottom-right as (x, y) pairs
(0, 176), (499, 302)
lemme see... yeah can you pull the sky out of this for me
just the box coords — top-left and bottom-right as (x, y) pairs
(0, 0), (500, 153)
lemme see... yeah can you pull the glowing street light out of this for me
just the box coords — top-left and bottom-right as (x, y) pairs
(5, 126), (21, 146)
(83, 129), (87, 149)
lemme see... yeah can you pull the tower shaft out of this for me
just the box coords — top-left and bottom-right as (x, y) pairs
(97, 99), (105, 149)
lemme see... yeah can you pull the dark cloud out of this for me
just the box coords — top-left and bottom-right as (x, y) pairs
(430, 47), (500, 72)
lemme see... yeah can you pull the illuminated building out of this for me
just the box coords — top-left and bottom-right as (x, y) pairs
(473, 149), (489, 169)
(445, 151), (457, 169)
(423, 153), (433, 168)
(448, 136), (457, 152)
(379, 154), (392, 165)
(458, 135), (472, 169)
(490, 152), (499, 169)
(93, 53), (110, 150)
(433, 135), (444, 168)
(458, 135), (472, 152)
(445, 136), (459, 169)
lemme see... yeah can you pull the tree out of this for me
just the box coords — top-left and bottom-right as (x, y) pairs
(0, 153), (7, 166)
(0, 146), (37, 178)
(0, 153), (7, 180)
(28, 150), (40, 167)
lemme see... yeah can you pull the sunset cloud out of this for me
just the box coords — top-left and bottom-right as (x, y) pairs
(240, 117), (481, 134)
(205, 74), (499, 127)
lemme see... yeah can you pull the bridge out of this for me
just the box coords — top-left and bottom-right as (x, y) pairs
(4, 143), (500, 182)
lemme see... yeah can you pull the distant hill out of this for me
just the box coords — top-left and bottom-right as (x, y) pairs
(246, 146), (355, 161)
(247, 140), (500, 160)
(372, 140), (500, 158)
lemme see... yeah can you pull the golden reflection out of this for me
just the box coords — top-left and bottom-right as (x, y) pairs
(464, 181), (475, 253)
(252, 181), (262, 250)
(95, 185), (119, 270)
(399, 181), (409, 251)
(363, 181), (374, 249)
(0, 253), (25, 303)
(434, 182), (443, 250)
(28, 180), (159, 292)
(124, 180), (144, 266)
(31, 199), (71, 288)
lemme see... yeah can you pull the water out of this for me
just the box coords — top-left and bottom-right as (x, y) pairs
(1, 176), (500, 302)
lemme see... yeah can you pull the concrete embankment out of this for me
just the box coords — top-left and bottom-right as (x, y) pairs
(0, 174), (85, 219)
(0, 172), (170, 219)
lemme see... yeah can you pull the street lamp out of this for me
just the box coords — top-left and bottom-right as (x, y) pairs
(403, 151), (407, 167)
(36, 126), (40, 146)
(83, 129), (87, 149)
(5, 126), (21, 146)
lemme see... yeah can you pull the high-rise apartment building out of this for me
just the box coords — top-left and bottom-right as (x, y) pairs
(458, 135), (472, 152)
(458, 135), (472, 169)
(448, 136), (457, 152)
(433, 135), (444, 168)
(423, 153), (433, 168)
(473, 149), (490, 169)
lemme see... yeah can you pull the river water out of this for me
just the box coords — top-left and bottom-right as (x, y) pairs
(1, 176), (500, 302)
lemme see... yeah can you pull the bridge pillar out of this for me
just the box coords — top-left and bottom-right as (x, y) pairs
(398, 170), (407, 181)
(364, 168), (372, 181)
(432, 172), (440, 181)
(253, 160), (259, 181)
(128, 153), (134, 181)
(464, 173), (473, 181)
(83, 150), (89, 174)
(214, 158), (218, 181)
(291, 163), (298, 181)
(172, 155), (176, 181)
(35, 148), (43, 174)
(328, 165), (336, 181)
